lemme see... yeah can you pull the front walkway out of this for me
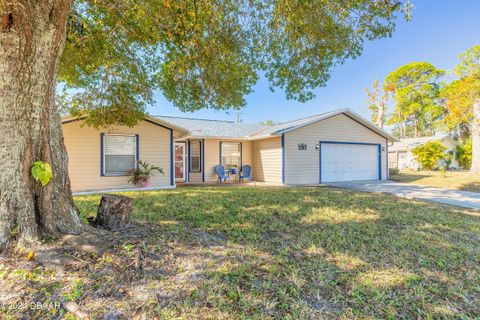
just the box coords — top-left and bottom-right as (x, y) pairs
(326, 180), (480, 210)
(176, 181), (284, 188)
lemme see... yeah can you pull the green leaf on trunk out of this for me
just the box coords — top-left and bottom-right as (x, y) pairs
(31, 161), (53, 186)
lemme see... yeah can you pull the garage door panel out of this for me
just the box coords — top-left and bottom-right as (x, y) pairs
(321, 143), (379, 182)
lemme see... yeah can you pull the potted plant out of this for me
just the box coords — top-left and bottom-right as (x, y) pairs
(128, 160), (163, 187)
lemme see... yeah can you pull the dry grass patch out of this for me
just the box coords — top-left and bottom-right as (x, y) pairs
(391, 170), (480, 192)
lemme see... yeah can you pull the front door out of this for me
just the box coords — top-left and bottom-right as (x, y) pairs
(175, 142), (186, 182)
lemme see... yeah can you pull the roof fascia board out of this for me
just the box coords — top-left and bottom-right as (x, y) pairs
(61, 115), (188, 135)
(184, 135), (248, 141)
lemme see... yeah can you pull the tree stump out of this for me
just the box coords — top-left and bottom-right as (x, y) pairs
(96, 194), (133, 231)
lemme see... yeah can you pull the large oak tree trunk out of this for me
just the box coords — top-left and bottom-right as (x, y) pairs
(471, 99), (480, 173)
(0, 0), (81, 248)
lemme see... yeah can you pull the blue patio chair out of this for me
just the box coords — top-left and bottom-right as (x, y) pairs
(240, 165), (252, 182)
(216, 165), (230, 183)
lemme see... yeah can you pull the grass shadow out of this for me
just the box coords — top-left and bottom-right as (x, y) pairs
(66, 186), (480, 319)
(460, 181), (480, 193)
(389, 173), (431, 183)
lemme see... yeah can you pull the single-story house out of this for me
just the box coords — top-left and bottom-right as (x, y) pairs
(62, 109), (397, 192)
(388, 135), (459, 170)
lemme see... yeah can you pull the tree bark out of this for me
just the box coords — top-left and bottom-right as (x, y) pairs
(471, 99), (480, 172)
(457, 125), (463, 144)
(413, 115), (419, 138)
(376, 102), (385, 130)
(0, 0), (81, 248)
(96, 194), (133, 231)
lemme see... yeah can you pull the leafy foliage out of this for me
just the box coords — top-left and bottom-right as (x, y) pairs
(385, 62), (444, 138)
(58, 0), (411, 128)
(411, 141), (449, 170)
(259, 120), (278, 126)
(128, 160), (163, 185)
(456, 44), (480, 78)
(440, 79), (474, 139)
(31, 161), (53, 187)
(443, 45), (480, 171)
(440, 45), (480, 140)
(457, 140), (472, 169)
(389, 167), (400, 176)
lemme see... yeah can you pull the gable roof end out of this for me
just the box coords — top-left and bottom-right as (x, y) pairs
(248, 109), (398, 142)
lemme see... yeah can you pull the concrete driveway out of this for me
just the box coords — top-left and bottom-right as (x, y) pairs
(326, 180), (480, 210)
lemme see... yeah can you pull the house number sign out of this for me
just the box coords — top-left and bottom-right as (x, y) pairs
(298, 143), (307, 150)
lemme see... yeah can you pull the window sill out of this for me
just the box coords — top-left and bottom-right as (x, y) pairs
(102, 173), (132, 177)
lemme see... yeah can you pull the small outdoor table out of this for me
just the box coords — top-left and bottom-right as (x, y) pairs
(227, 168), (239, 182)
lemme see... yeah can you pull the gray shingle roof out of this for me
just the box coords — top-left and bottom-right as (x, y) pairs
(154, 116), (266, 138)
(154, 108), (397, 142)
(389, 135), (456, 151)
(249, 109), (344, 138)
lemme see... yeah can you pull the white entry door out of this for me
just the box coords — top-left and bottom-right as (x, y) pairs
(321, 142), (380, 182)
(175, 142), (186, 182)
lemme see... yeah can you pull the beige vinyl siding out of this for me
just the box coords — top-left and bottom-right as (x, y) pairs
(63, 120), (171, 192)
(187, 139), (253, 182)
(284, 114), (387, 185)
(252, 137), (282, 183)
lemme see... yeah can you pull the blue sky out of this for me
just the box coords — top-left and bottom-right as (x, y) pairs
(148, 0), (480, 126)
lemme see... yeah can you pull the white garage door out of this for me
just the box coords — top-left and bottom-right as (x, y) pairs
(321, 143), (380, 182)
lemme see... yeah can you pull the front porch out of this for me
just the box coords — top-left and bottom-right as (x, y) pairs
(174, 138), (253, 184)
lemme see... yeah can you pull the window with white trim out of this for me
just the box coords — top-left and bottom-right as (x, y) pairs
(190, 141), (201, 172)
(221, 142), (241, 169)
(103, 134), (137, 176)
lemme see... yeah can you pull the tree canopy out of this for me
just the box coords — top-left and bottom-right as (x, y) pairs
(384, 62), (444, 138)
(440, 45), (480, 139)
(376, 45), (480, 173)
(456, 44), (480, 78)
(58, 0), (412, 128)
(440, 78), (474, 139)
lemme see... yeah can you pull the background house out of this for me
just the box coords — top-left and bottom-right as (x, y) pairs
(388, 135), (459, 170)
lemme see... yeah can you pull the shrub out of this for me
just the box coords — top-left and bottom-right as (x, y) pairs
(389, 167), (400, 176)
(412, 141), (449, 170)
(438, 166), (446, 177)
(128, 160), (163, 185)
(456, 140), (472, 170)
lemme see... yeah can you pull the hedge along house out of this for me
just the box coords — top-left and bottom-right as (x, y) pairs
(62, 109), (397, 192)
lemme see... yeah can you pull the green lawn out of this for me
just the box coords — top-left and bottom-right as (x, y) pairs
(390, 170), (480, 192)
(2, 187), (480, 319)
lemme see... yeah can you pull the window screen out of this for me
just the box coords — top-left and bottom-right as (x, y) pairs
(221, 142), (241, 168)
(190, 141), (201, 172)
(103, 134), (137, 176)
